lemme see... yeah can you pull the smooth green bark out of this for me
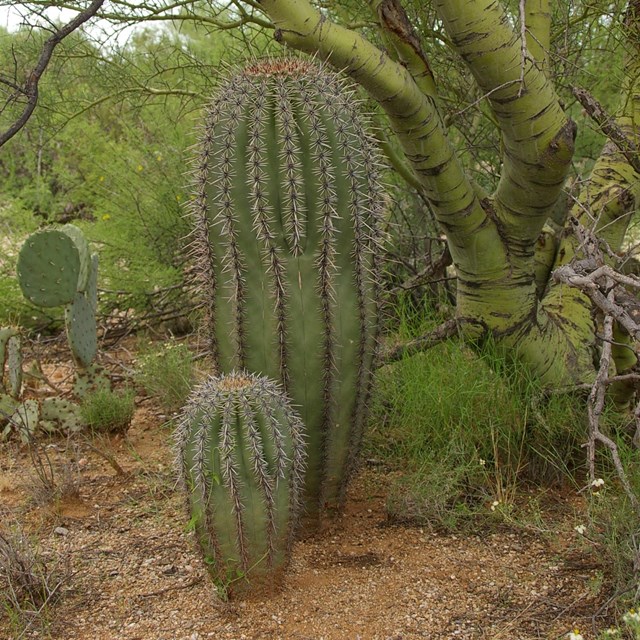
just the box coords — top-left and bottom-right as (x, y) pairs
(254, 0), (639, 388)
(525, 0), (551, 71)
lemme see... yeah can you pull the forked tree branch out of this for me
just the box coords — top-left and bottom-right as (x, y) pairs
(0, 0), (105, 148)
(434, 0), (574, 243)
(368, 0), (438, 100)
(524, 0), (551, 70)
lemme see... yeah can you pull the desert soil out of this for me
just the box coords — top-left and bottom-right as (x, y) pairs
(0, 349), (612, 640)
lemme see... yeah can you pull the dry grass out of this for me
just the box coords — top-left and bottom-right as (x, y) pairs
(0, 519), (71, 638)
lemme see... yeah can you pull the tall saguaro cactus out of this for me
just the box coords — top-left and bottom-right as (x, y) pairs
(190, 59), (384, 519)
(176, 372), (306, 597)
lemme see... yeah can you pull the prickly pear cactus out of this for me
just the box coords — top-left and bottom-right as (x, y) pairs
(16, 230), (80, 308)
(16, 225), (106, 395)
(9, 399), (40, 443)
(190, 58), (384, 520)
(0, 327), (83, 439)
(176, 372), (306, 598)
(1, 328), (22, 399)
(1, 328), (23, 437)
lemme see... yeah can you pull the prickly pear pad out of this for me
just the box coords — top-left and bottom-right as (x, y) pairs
(17, 229), (81, 308)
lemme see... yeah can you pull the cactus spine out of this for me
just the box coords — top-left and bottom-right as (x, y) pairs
(190, 59), (383, 520)
(176, 372), (306, 597)
(16, 224), (105, 395)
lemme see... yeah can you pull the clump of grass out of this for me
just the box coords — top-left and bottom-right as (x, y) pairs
(135, 340), (195, 413)
(0, 522), (70, 636)
(81, 388), (135, 434)
(368, 298), (586, 531)
(582, 435), (640, 593)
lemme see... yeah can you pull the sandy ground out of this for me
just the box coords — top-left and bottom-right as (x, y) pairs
(0, 396), (610, 640)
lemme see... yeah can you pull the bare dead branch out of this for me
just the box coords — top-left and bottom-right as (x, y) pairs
(553, 263), (640, 345)
(0, 0), (105, 148)
(553, 222), (640, 514)
(571, 85), (640, 174)
(389, 245), (452, 296)
(587, 307), (640, 514)
(9, 1), (273, 30)
(381, 318), (461, 365)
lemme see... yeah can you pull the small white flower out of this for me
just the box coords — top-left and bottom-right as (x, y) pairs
(490, 500), (500, 512)
(574, 524), (586, 535)
(591, 478), (605, 488)
(568, 629), (584, 640)
(623, 609), (640, 624)
(479, 459), (486, 467)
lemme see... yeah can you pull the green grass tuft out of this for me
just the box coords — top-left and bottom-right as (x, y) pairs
(81, 388), (135, 434)
(368, 322), (586, 531)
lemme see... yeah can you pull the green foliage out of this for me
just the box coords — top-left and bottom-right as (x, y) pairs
(80, 388), (135, 434)
(369, 298), (586, 530)
(0, 25), (257, 322)
(135, 341), (195, 413)
(583, 435), (640, 592)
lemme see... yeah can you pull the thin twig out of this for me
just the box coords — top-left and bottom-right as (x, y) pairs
(380, 318), (462, 364)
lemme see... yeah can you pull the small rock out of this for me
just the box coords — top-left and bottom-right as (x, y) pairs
(54, 526), (69, 536)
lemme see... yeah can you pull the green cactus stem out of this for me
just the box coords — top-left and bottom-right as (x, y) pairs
(40, 397), (82, 434)
(190, 58), (384, 520)
(10, 399), (40, 444)
(0, 328), (22, 399)
(176, 371), (306, 598)
(59, 223), (91, 291)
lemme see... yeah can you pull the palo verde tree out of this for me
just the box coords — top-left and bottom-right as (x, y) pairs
(1, 0), (638, 392)
(250, 0), (639, 394)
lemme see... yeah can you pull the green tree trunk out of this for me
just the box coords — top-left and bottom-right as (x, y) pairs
(256, 0), (639, 389)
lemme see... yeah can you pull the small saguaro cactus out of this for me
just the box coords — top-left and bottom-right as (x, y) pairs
(176, 372), (306, 598)
(16, 224), (105, 395)
(190, 58), (384, 521)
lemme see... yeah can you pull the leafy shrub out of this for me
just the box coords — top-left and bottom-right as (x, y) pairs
(81, 388), (135, 434)
(135, 341), (195, 413)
